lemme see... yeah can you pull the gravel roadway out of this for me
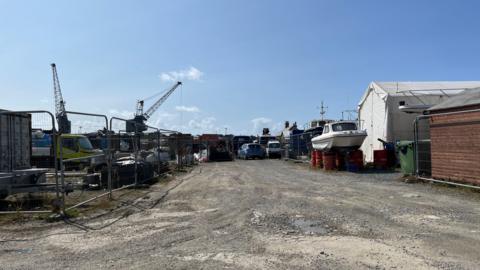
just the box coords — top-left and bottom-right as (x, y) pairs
(1, 159), (480, 269)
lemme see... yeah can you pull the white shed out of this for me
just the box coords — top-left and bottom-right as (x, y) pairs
(358, 81), (480, 162)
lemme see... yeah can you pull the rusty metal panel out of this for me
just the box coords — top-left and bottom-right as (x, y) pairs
(0, 112), (32, 172)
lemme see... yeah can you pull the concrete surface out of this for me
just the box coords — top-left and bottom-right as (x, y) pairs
(1, 160), (480, 269)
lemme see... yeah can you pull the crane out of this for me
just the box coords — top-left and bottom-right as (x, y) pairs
(51, 63), (71, 134)
(126, 81), (182, 132)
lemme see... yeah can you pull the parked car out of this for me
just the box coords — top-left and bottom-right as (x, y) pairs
(233, 135), (253, 155)
(266, 140), (282, 158)
(237, 143), (265, 160)
(258, 135), (276, 147)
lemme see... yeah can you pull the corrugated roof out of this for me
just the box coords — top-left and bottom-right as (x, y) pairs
(358, 81), (480, 106)
(374, 81), (480, 95)
(428, 88), (480, 111)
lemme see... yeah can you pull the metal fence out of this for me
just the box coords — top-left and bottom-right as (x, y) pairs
(0, 110), (60, 214)
(284, 131), (320, 160)
(413, 115), (431, 177)
(60, 111), (111, 212)
(0, 109), (188, 215)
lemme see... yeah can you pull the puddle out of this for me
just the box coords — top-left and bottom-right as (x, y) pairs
(2, 248), (32, 254)
(292, 219), (329, 235)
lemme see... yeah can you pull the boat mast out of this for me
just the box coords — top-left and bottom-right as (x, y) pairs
(318, 101), (327, 121)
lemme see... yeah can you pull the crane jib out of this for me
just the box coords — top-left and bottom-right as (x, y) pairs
(51, 63), (71, 134)
(126, 81), (182, 133)
(143, 81), (182, 119)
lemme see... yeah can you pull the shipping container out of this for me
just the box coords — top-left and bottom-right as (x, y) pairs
(0, 111), (32, 172)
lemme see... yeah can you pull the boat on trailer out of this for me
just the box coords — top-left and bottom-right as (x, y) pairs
(311, 121), (367, 152)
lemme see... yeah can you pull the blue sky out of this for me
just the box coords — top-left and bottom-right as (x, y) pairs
(1, 0), (480, 135)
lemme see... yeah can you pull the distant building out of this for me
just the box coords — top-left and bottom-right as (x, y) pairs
(279, 121), (308, 158)
(358, 81), (480, 162)
(280, 121), (302, 142)
(428, 88), (480, 185)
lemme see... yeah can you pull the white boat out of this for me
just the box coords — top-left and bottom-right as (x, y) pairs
(311, 121), (367, 151)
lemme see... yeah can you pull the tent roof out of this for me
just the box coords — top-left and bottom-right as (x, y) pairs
(428, 88), (480, 111)
(358, 81), (480, 107)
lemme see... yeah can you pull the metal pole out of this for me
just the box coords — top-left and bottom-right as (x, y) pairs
(106, 128), (112, 199)
(157, 131), (161, 175)
(107, 145), (112, 199)
(418, 176), (480, 190)
(414, 117), (419, 177)
(65, 182), (136, 211)
(134, 134), (138, 186)
(297, 134), (300, 159)
(177, 135), (180, 170)
(52, 130), (60, 212)
(59, 136), (66, 215)
(0, 210), (52, 214)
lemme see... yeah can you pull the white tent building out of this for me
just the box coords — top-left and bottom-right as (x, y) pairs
(358, 81), (480, 162)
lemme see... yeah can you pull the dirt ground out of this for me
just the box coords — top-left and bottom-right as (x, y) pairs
(1, 160), (480, 269)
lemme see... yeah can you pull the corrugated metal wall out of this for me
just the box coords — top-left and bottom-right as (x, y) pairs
(360, 91), (450, 163)
(0, 113), (32, 172)
(359, 89), (387, 163)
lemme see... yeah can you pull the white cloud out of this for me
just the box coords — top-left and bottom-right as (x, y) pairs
(108, 109), (135, 119)
(175, 105), (200, 112)
(251, 117), (283, 135)
(159, 66), (203, 82)
(150, 112), (178, 129)
(71, 119), (107, 133)
(271, 122), (283, 134)
(107, 109), (136, 131)
(251, 117), (271, 128)
(106, 107), (223, 134)
(188, 117), (216, 131)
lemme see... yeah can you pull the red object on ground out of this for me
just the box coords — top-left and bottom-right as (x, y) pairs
(374, 149), (388, 168)
(315, 150), (323, 168)
(347, 150), (364, 168)
(199, 134), (220, 142)
(335, 152), (344, 170)
(311, 150), (317, 167)
(323, 152), (336, 170)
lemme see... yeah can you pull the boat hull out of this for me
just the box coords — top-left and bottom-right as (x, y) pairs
(312, 133), (367, 151)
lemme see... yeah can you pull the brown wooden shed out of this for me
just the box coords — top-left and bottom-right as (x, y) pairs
(428, 89), (480, 185)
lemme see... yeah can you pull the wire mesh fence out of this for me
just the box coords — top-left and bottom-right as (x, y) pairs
(0, 110), (188, 215)
(283, 131), (320, 160)
(0, 110), (60, 214)
(414, 116), (432, 177)
(195, 134), (233, 162)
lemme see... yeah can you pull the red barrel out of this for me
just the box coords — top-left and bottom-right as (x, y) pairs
(311, 150), (317, 167)
(323, 152), (336, 170)
(347, 150), (364, 168)
(335, 152), (345, 170)
(374, 149), (388, 168)
(315, 150), (323, 168)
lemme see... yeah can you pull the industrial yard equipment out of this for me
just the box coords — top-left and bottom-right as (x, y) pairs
(127, 81), (182, 133)
(51, 63), (71, 134)
(32, 132), (105, 170)
(0, 111), (61, 199)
